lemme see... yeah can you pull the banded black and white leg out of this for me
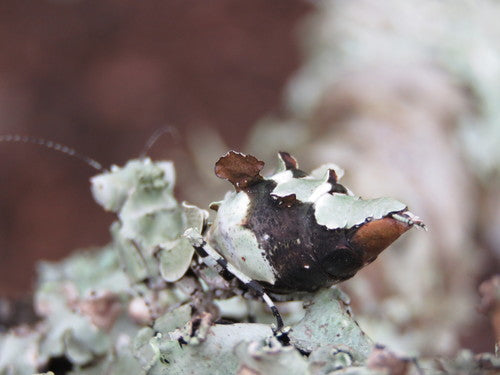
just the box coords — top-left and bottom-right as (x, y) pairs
(184, 228), (289, 344)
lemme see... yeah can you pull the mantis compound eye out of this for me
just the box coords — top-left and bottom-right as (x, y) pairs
(322, 247), (363, 280)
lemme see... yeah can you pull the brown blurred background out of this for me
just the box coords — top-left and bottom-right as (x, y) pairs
(0, 0), (310, 296)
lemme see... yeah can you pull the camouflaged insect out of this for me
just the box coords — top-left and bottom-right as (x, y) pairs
(189, 151), (425, 295)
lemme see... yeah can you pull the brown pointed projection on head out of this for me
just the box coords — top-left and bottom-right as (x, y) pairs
(277, 151), (309, 178)
(215, 151), (265, 191)
(351, 216), (412, 265)
(327, 169), (348, 194)
(278, 151), (299, 170)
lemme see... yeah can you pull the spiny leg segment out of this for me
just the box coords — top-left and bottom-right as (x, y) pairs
(184, 228), (286, 333)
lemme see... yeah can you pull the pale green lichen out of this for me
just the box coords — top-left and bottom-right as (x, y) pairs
(36, 249), (144, 370)
(290, 288), (373, 361)
(314, 194), (406, 230)
(91, 158), (207, 286)
(235, 339), (310, 375)
(269, 154), (406, 229)
(0, 157), (496, 375)
(90, 159), (176, 213)
(0, 327), (43, 375)
(271, 171), (331, 203)
(0, 247), (143, 375)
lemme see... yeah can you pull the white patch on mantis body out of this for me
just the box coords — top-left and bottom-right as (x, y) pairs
(208, 191), (277, 284)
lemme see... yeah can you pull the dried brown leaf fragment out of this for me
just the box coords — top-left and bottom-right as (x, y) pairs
(215, 151), (265, 191)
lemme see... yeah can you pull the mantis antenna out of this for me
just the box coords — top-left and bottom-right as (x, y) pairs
(0, 134), (104, 172)
(139, 125), (180, 159)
